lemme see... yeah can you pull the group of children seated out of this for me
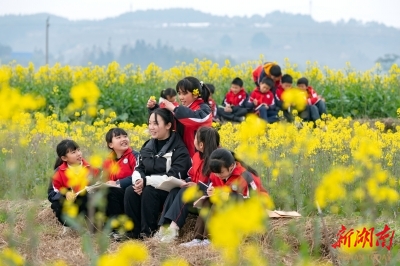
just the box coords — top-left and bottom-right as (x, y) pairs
(48, 76), (268, 248)
(47, 63), (326, 247)
(149, 62), (327, 125)
(216, 63), (327, 124)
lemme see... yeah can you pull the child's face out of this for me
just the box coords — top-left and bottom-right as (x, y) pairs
(213, 163), (235, 180)
(166, 95), (176, 103)
(62, 148), (82, 165)
(259, 83), (271, 93)
(194, 133), (204, 153)
(281, 83), (292, 90)
(230, 84), (241, 95)
(297, 84), (307, 90)
(178, 89), (197, 106)
(108, 134), (130, 153)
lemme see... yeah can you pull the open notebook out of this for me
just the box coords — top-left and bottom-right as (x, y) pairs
(75, 181), (120, 196)
(267, 210), (302, 218)
(156, 176), (186, 192)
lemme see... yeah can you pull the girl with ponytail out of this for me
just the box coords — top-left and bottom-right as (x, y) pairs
(162, 76), (213, 156)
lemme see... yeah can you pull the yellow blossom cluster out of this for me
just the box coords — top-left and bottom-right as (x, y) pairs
(1, 59), (400, 265)
(4, 58), (400, 123)
(66, 81), (101, 117)
(0, 67), (45, 121)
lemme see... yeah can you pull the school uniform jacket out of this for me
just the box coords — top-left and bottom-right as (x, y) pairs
(131, 132), (191, 187)
(253, 62), (281, 88)
(274, 85), (285, 109)
(186, 151), (208, 184)
(173, 99), (212, 157)
(247, 88), (276, 111)
(305, 86), (321, 105)
(209, 162), (268, 198)
(47, 159), (99, 203)
(223, 89), (248, 107)
(102, 147), (140, 189)
(208, 97), (217, 117)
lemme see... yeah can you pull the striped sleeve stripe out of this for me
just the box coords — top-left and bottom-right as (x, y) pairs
(185, 113), (212, 123)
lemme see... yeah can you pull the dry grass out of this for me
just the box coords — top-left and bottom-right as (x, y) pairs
(1, 200), (398, 265)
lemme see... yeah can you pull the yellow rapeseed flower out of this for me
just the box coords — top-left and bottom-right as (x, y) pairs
(0, 248), (25, 266)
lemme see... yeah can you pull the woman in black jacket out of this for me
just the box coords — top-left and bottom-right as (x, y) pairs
(124, 108), (192, 239)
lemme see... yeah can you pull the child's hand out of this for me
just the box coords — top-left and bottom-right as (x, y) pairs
(162, 100), (176, 112)
(224, 106), (232, 113)
(133, 179), (144, 195)
(147, 99), (156, 108)
(253, 99), (258, 106)
(207, 184), (214, 196)
(66, 191), (76, 201)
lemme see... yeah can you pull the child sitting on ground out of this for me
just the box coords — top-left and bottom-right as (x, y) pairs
(217, 77), (249, 122)
(147, 88), (179, 112)
(297, 77), (327, 122)
(275, 74), (298, 122)
(179, 148), (268, 247)
(156, 127), (220, 243)
(47, 140), (100, 228)
(246, 77), (279, 123)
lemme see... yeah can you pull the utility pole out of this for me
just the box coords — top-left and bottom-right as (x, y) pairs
(46, 17), (49, 65)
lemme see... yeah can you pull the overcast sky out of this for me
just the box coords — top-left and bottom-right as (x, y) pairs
(1, 0), (399, 28)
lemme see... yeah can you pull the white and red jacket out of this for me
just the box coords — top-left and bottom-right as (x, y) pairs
(252, 63), (281, 88)
(102, 147), (140, 189)
(209, 162), (268, 198)
(248, 88), (275, 111)
(208, 97), (217, 117)
(173, 98), (212, 157)
(47, 159), (100, 202)
(186, 151), (208, 184)
(223, 88), (248, 107)
(303, 86), (321, 105)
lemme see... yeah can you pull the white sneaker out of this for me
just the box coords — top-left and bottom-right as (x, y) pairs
(153, 227), (165, 240)
(179, 239), (210, 248)
(160, 227), (179, 243)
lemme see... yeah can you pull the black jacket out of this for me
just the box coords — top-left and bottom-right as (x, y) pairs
(135, 132), (191, 184)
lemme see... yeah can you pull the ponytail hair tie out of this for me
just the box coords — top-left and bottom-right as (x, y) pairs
(200, 81), (204, 87)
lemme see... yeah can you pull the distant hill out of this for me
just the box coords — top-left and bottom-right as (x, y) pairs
(0, 8), (399, 70)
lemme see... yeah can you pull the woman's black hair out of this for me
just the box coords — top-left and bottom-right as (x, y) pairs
(209, 148), (259, 176)
(176, 76), (211, 104)
(160, 88), (177, 99)
(196, 127), (220, 176)
(105, 128), (128, 150)
(149, 108), (175, 133)
(54, 139), (80, 170)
